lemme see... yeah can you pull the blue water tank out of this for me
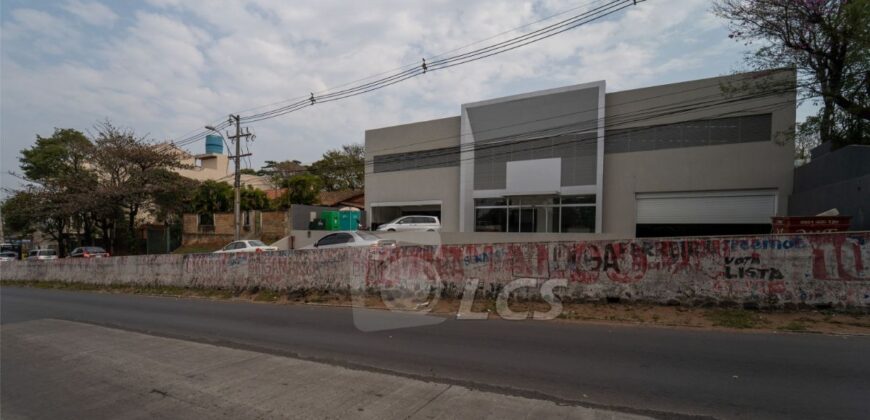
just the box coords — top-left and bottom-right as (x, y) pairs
(205, 135), (223, 154)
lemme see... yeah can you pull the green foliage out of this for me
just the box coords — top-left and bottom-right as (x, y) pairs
(716, 0), (870, 148)
(19, 128), (94, 184)
(5, 121), (193, 256)
(273, 173), (323, 208)
(239, 168), (258, 175)
(150, 170), (199, 221)
(191, 180), (234, 213)
(258, 160), (307, 188)
(705, 309), (762, 329)
(240, 185), (270, 211)
(308, 143), (364, 192)
(1, 191), (38, 236)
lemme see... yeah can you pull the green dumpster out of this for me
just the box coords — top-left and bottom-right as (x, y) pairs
(322, 211), (340, 231)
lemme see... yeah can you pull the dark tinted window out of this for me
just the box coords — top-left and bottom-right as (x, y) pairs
(373, 146), (461, 173)
(605, 114), (772, 154)
(318, 233), (353, 246)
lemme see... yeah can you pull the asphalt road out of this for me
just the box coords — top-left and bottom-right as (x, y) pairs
(2, 286), (868, 419)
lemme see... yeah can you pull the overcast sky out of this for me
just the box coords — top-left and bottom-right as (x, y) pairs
(0, 0), (809, 194)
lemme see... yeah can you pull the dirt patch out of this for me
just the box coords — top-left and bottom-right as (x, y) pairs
(4, 280), (869, 335)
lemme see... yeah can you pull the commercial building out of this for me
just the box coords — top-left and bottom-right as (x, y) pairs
(365, 69), (796, 237)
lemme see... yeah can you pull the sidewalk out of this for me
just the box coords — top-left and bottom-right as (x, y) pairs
(1, 319), (650, 419)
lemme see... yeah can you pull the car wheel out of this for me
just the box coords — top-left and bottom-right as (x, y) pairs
(387, 229), (396, 232)
(427, 229), (435, 232)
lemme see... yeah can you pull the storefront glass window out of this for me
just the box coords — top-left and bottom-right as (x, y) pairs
(474, 195), (595, 233)
(475, 207), (507, 232)
(560, 206), (596, 233)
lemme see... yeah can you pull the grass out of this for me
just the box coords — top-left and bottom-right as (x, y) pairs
(704, 309), (763, 329)
(4, 280), (869, 334)
(253, 289), (282, 302)
(778, 321), (808, 332)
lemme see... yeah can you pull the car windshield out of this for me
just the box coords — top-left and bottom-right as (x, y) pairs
(248, 240), (266, 246)
(38, 250), (56, 256)
(83, 247), (106, 253)
(1, 252), (16, 257)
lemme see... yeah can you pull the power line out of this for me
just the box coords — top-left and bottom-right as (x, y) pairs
(164, 0), (642, 148)
(237, 0), (638, 125)
(227, 0), (612, 121)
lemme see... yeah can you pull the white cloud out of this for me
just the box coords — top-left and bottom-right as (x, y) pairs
(2, 0), (747, 192)
(62, 0), (118, 27)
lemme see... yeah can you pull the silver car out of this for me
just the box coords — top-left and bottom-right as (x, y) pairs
(376, 216), (441, 232)
(214, 240), (279, 254)
(27, 249), (58, 260)
(0, 251), (18, 262)
(304, 231), (397, 249)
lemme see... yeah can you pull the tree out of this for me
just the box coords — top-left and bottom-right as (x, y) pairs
(715, 0), (870, 148)
(258, 160), (307, 189)
(239, 168), (258, 176)
(240, 186), (270, 211)
(273, 173), (323, 208)
(1, 187), (77, 256)
(150, 170), (199, 222)
(1, 191), (37, 237)
(19, 128), (94, 183)
(308, 143), (364, 191)
(190, 180), (234, 214)
(15, 128), (97, 255)
(89, 121), (190, 252)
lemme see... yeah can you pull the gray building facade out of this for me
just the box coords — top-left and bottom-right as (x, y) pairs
(365, 69), (797, 237)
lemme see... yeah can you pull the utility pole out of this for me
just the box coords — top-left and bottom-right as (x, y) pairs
(226, 115), (252, 241)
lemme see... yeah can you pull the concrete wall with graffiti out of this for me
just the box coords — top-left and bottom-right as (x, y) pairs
(3, 232), (868, 308)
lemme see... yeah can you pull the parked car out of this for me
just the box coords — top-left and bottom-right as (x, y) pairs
(303, 231), (397, 249)
(27, 249), (58, 261)
(214, 240), (279, 253)
(376, 216), (441, 232)
(0, 251), (18, 262)
(68, 246), (110, 258)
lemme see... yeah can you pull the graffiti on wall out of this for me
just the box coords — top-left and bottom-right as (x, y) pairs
(2, 232), (868, 307)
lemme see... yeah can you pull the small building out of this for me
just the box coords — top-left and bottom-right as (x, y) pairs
(365, 69), (796, 237)
(318, 190), (365, 210)
(170, 139), (274, 192)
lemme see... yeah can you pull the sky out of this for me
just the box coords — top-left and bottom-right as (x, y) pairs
(0, 0), (810, 194)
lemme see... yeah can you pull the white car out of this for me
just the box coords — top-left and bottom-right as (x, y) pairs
(376, 216), (441, 232)
(303, 231), (397, 250)
(0, 251), (18, 262)
(27, 249), (58, 260)
(214, 240), (279, 253)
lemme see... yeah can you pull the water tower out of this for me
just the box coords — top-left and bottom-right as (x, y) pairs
(205, 134), (223, 154)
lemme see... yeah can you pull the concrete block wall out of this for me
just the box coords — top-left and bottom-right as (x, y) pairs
(182, 214), (199, 234)
(260, 211), (290, 243)
(213, 214), (235, 235)
(3, 232), (868, 309)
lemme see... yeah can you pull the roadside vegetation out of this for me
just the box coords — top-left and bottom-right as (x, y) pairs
(4, 280), (868, 335)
